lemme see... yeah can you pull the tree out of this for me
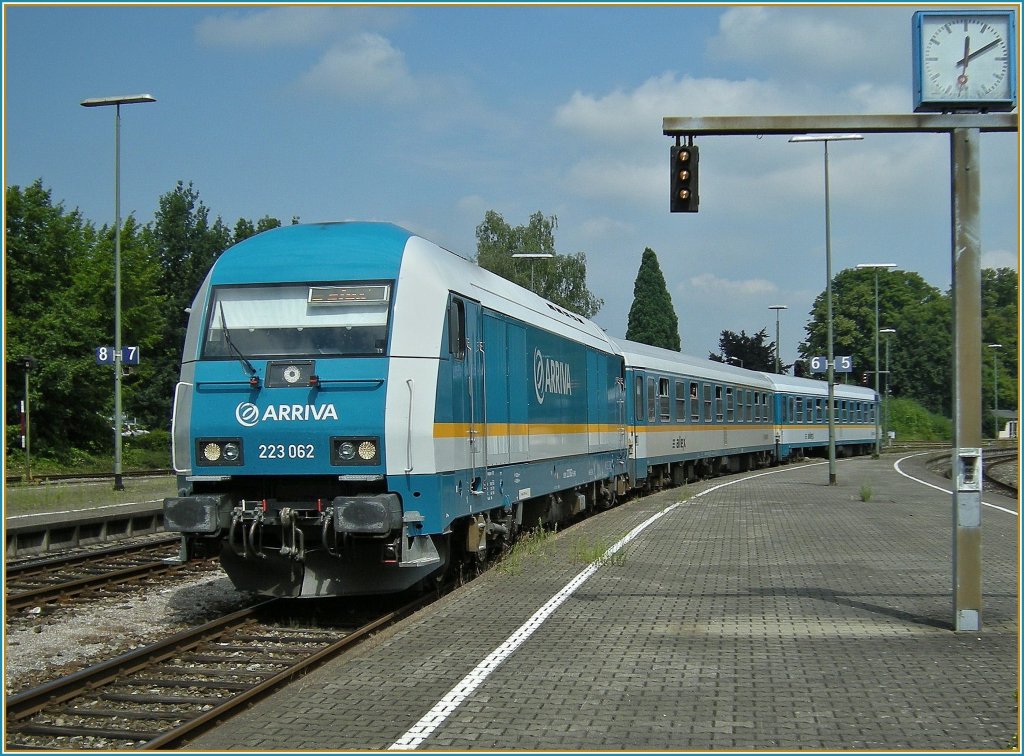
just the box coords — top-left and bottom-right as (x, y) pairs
(140, 182), (234, 430)
(981, 267), (1018, 425)
(798, 268), (953, 415)
(709, 328), (775, 371)
(625, 247), (680, 351)
(474, 210), (603, 318)
(5, 181), (98, 451)
(4, 182), (166, 452)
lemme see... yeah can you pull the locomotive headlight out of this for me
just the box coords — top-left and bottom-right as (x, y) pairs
(196, 438), (244, 466)
(331, 437), (381, 466)
(222, 442), (241, 462)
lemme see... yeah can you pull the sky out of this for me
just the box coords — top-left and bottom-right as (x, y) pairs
(2, 3), (1020, 368)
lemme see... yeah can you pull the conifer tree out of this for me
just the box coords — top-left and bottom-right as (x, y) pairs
(625, 247), (680, 351)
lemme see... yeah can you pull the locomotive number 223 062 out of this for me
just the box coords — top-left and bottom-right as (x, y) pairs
(258, 443), (315, 459)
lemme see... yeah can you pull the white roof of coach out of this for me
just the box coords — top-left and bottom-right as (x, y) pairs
(610, 338), (774, 390)
(762, 373), (877, 401)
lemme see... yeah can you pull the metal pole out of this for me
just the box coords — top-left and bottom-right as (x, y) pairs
(23, 363), (31, 482)
(884, 335), (891, 446)
(823, 140), (837, 486)
(880, 329), (895, 448)
(769, 305), (787, 374)
(988, 344), (1002, 439)
(82, 94), (154, 491)
(873, 269), (880, 456)
(113, 103), (124, 491)
(951, 127), (982, 632)
(775, 310), (781, 373)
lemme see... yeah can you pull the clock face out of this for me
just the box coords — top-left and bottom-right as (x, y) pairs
(916, 13), (1015, 110)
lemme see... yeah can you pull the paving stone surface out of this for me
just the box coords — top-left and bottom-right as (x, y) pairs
(187, 455), (1018, 751)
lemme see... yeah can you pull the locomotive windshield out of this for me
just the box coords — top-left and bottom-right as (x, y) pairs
(202, 283), (391, 359)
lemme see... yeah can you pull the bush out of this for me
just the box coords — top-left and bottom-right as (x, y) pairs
(886, 397), (953, 442)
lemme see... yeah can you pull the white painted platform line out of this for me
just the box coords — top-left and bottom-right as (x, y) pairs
(388, 463), (809, 750)
(388, 501), (682, 750)
(893, 452), (1018, 516)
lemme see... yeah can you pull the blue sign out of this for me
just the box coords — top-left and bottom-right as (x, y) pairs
(95, 346), (140, 366)
(810, 355), (852, 373)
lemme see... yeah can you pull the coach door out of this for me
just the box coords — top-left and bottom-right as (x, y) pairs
(628, 372), (648, 482)
(448, 295), (484, 496)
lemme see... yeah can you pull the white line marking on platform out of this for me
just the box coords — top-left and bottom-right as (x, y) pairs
(389, 463), (811, 750)
(893, 451), (1017, 516)
(6, 500), (166, 521)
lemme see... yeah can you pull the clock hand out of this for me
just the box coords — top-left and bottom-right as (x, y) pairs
(956, 38), (1001, 66)
(957, 35), (971, 89)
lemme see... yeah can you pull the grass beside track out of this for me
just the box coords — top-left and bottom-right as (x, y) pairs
(3, 476), (176, 519)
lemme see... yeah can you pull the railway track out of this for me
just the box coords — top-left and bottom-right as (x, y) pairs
(5, 595), (429, 750)
(983, 450), (1018, 498)
(5, 536), (194, 612)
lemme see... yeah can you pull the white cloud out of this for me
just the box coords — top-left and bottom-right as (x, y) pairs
(555, 73), (813, 146)
(981, 249), (1020, 271)
(196, 6), (397, 48)
(686, 273), (778, 299)
(298, 33), (417, 103)
(707, 6), (906, 84)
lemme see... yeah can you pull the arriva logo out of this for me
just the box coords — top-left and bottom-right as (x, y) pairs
(533, 348), (572, 405)
(235, 402), (339, 428)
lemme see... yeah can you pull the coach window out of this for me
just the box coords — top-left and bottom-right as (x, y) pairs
(703, 383), (712, 423)
(725, 387), (734, 422)
(746, 390), (753, 422)
(647, 377), (657, 422)
(795, 397), (804, 423)
(634, 376), (644, 422)
(675, 380), (686, 422)
(691, 382), (700, 422)
(448, 297), (466, 360)
(659, 378), (671, 421)
(715, 385), (724, 421)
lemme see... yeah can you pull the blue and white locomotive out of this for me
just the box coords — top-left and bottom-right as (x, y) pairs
(164, 222), (876, 598)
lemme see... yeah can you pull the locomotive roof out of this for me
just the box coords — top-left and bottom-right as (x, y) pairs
(209, 222), (616, 354)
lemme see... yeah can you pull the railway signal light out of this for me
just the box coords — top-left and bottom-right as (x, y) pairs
(670, 144), (699, 213)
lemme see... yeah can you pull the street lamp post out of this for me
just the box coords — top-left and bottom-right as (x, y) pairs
(987, 343), (1002, 439)
(856, 263), (897, 456)
(790, 133), (863, 485)
(769, 305), (787, 373)
(511, 252), (554, 291)
(880, 329), (896, 447)
(81, 93), (156, 491)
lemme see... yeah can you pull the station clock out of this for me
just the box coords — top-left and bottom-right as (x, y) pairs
(912, 10), (1017, 113)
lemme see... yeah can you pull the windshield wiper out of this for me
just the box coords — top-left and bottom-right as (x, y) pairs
(217, 302), (258, 382)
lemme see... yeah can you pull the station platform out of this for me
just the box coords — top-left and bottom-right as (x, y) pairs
(188, 454), (1019, 751)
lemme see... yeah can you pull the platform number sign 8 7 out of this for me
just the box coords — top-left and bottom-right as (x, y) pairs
(95, 346), (140, 365)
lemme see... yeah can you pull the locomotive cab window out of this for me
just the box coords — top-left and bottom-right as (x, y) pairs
(448, 297), (467, 360)
(203, 283), (392, 359)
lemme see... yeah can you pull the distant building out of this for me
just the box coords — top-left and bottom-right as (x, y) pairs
(993, 410), (1018, 440)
